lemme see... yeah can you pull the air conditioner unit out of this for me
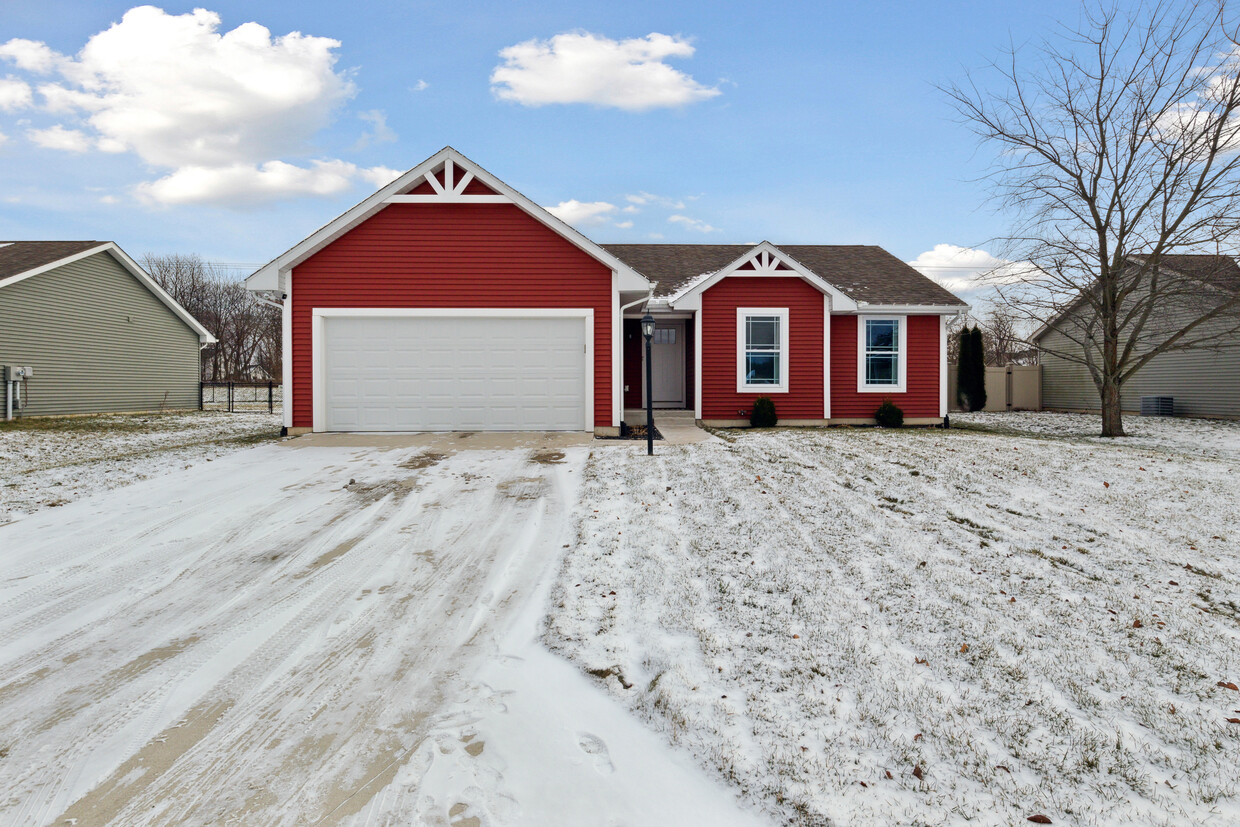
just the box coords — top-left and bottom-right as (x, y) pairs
(1140, 396), (1174, 416)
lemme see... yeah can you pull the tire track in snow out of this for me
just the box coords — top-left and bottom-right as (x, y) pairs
(0, 444), (586, 827)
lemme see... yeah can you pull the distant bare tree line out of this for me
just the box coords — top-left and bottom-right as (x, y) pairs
(143, 254), (281, 382)
(946, 306), (1035, 367)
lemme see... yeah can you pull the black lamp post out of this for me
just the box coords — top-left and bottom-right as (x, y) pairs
(641, 312), (656, 456)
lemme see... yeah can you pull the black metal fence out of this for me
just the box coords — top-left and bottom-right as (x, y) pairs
(200, 381), (281, 413)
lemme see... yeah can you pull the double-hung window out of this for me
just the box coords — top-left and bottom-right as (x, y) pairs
(858, 316), (907, 392)
(737, 308), (789, 392)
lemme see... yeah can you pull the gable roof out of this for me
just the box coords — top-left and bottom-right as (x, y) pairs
(1131, 254), (1240, 294)
(1031, 253), (1240, 341)
(0, 241), (104, 280)
(245, 146), (652, 294)
(0, 241), (215, 344)
(602, 243), (968, 307)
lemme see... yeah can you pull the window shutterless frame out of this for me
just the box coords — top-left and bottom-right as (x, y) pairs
(736, 307), (790, 393)
(857, 315), (907, 393)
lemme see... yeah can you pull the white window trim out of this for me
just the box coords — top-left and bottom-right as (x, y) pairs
(857, 314), (907, 393)
(736, 307), (790, 393)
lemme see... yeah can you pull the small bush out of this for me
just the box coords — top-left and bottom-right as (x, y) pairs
(875, 398), (904, 428)
(750, 396), (778, 428)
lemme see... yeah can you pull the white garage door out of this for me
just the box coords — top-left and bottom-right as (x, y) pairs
(321, 314), (588, 432)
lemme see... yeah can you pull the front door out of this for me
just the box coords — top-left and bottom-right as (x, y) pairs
(650, 321), (686, 408)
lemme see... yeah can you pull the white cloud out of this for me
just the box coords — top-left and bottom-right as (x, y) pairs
(99, 194), (119, 204)
(28, 124), (90, 152)
(0, 77), (32, 110)
(354, 109), (396, 149)
(357, 165), (403, 188)
(0, 38), (60, 73)
(135, 160), (401, 207)
(0, 131), (7, 147)
(0, 7), (402, 206)
(491, 31), (720, 111)
(625, 190), (685, 210)
(668, 214), (719, 233)
(615, 220), (633, 229)
(906, 243), (1026, 295)
(39, 7), (354, 167)
(545, 199), (618, 226)
(411, 79), (429, 92)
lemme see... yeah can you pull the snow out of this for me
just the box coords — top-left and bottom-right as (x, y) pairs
(0, 437), (761, 826)
(0, 410), (283, 523)
(547, 412), (1240, 825)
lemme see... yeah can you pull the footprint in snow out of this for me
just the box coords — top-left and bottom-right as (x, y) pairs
(577, 732), (614, 774)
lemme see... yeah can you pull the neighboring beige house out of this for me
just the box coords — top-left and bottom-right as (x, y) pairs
(1032, 254), (1240, 419)
(0, 241), (215, 418)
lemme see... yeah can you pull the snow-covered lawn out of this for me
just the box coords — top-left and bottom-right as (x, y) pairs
(547, 412), (1240, 825)
(0, 410), (283, 523)
(0, 438), (762, 826)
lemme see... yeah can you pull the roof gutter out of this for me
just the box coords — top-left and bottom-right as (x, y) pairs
(620, 290), (653, 315)
(252, 292), (284, 311)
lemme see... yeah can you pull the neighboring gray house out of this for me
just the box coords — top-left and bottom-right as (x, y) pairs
(1033, 254), (1240, 419)
(0, 241), (215, 418)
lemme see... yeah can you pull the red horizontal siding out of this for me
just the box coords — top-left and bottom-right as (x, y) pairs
(830, 314), (941, 418)
(290, 203), (612, 428)
(700, 277), (825, 420)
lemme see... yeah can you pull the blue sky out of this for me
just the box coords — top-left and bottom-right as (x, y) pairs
(0, 1), (1089, 287)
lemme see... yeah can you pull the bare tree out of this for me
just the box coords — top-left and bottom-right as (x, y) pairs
(945, 1), (1240, 435)
(143, 253), (281, 382)
(981, 306), (1023, 366)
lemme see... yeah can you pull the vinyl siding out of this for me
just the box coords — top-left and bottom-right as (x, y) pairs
(290, 203), (613, 429)
(830, 315), (941, 419)
(700, 277), (825, 420)
(0, 251), (201, 416)
(1039, 315), (1240, 418)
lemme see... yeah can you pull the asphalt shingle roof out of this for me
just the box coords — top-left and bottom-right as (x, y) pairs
(1151, 254), (1240, 294)
(0, 241), (104, 281)
(601, 243), (968, 306)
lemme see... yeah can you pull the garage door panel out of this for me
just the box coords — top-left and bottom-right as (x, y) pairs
(322, 315), (587, 432)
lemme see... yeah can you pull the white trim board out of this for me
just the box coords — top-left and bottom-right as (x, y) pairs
(939, 314), (948, 417)
(0, 242), (216, 344)
(245, 147), (652, 295)
(309, 307), (595, 433)
(823, 294), (832, 419)
(670, 241), (859, 313)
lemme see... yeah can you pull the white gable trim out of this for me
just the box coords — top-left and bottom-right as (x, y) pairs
(0, 242), (215, 344)
(668, 242), (859, 312)
(245, 146), (652, 294)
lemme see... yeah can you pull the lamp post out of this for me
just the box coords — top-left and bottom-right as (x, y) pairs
(641, 312), (656, 456)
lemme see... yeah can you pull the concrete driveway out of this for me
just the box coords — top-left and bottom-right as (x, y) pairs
(0, 436), (586, 825)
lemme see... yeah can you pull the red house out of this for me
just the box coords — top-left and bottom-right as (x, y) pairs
(246, 148), (968, 435)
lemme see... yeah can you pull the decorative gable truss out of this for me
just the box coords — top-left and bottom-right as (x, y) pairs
(736, 248), (794, 274)
(246, 146), (651, 294)
(387, 157), (508, 203)
(668, 241), (858, 312)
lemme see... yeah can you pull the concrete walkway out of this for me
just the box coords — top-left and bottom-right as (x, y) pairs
(624, 409), (717, 445)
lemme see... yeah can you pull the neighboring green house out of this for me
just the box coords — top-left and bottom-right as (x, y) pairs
(0, 241), (215, 418)
(1032, 255), (1240, 419)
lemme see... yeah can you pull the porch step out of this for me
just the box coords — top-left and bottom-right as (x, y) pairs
(624, 409), (696, 421)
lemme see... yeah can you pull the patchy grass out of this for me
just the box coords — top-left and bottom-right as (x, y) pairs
(548, 412), (1240, 825)
(0, 410), (283, 522)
